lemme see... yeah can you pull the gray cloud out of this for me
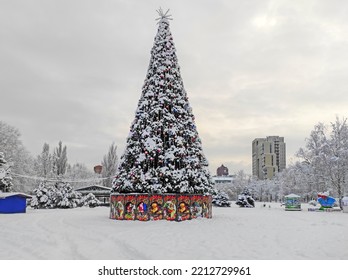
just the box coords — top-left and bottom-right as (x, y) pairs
(1, 0), (348, 175)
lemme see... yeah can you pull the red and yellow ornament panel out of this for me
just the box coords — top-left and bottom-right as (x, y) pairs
(110, 193), (212, 222)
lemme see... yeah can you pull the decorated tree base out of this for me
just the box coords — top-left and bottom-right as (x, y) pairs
(110, 193), (212, 222)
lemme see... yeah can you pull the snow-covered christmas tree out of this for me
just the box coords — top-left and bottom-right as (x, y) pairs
(0, 152), (13, 192)
(112, 9), (213, 195)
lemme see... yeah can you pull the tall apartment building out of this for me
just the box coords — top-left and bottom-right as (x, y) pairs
(252, 136), (286, 180)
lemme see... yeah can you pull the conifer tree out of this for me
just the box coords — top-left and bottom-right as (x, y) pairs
(30, 181), (56, 209)
(236, 188), (255, 208)
(30, 181), (84, 209)
(113, 9), (213, 195)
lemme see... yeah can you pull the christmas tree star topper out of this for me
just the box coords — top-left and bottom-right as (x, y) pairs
(156, 7), (172, 22)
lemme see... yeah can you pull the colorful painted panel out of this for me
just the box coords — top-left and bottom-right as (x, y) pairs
(202, 195), (210, 218)
(163, 194), (177, 221)
(207, 195), (213, 218)
(190, 194), (203, 219)
(136, 194), (149, 221)
(124, 194), (136, 220)
(110, 194), (116, 219)
(110, 193), (212, 221)
(110, 194), (125, 220)
(177, 195), (191, 221)
(149, 194), (163, 220)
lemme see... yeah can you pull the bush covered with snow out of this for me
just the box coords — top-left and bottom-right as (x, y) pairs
(236, 188), (255, 208)
(212, 189), (231, 207)
(31, 181), (99, 209)
(81, 193), (101, 208)
(30, 182), (58, 209)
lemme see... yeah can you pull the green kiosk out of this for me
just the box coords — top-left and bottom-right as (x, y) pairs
(284, 194), (301, 211)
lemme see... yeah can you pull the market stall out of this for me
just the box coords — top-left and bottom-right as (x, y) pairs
(284, 194), (301, 211)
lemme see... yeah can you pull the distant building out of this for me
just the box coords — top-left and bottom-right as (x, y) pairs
(74, 185), (111, 206)
(212, 164), (234, 184)
(217, 164), (229, 176)
(212, 176), (235, 184)
(252, 136), (286, 180)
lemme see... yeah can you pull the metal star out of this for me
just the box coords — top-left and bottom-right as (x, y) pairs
(156, 7), (173, 22)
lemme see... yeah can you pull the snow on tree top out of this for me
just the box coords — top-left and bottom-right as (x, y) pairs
(144, 138), (157, 150)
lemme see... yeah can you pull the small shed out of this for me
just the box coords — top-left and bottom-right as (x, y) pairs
(284, 194), (301, 211)
(342, 197), (348, 213)
(0, 192), (32, 214)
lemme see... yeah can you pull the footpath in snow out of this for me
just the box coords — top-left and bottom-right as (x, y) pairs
(1, 202), (347, 260)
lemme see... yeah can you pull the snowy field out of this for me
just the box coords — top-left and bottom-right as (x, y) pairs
(1, 202), (348, 260)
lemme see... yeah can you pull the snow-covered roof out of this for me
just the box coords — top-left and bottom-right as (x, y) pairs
(284, 193), (301, 198)
(74, 185), (112, 192)
(0, 192), (32, 199)
(212, 176), (234, 184)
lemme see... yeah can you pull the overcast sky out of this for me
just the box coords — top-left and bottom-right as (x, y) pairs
(1, 0), (348, 176)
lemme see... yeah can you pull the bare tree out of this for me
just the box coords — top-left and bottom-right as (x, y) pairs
(53, 141), (67, 176)
(296, 117), (348, 202)
(0, 121), (34, 192)
(101, 142), (118, 188)
(34, 143), (53, 178)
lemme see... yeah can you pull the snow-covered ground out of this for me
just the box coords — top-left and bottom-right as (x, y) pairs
(1, 202), (347, 260)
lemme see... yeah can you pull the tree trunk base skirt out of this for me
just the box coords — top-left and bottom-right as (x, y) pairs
(110, 193), (212, 221)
